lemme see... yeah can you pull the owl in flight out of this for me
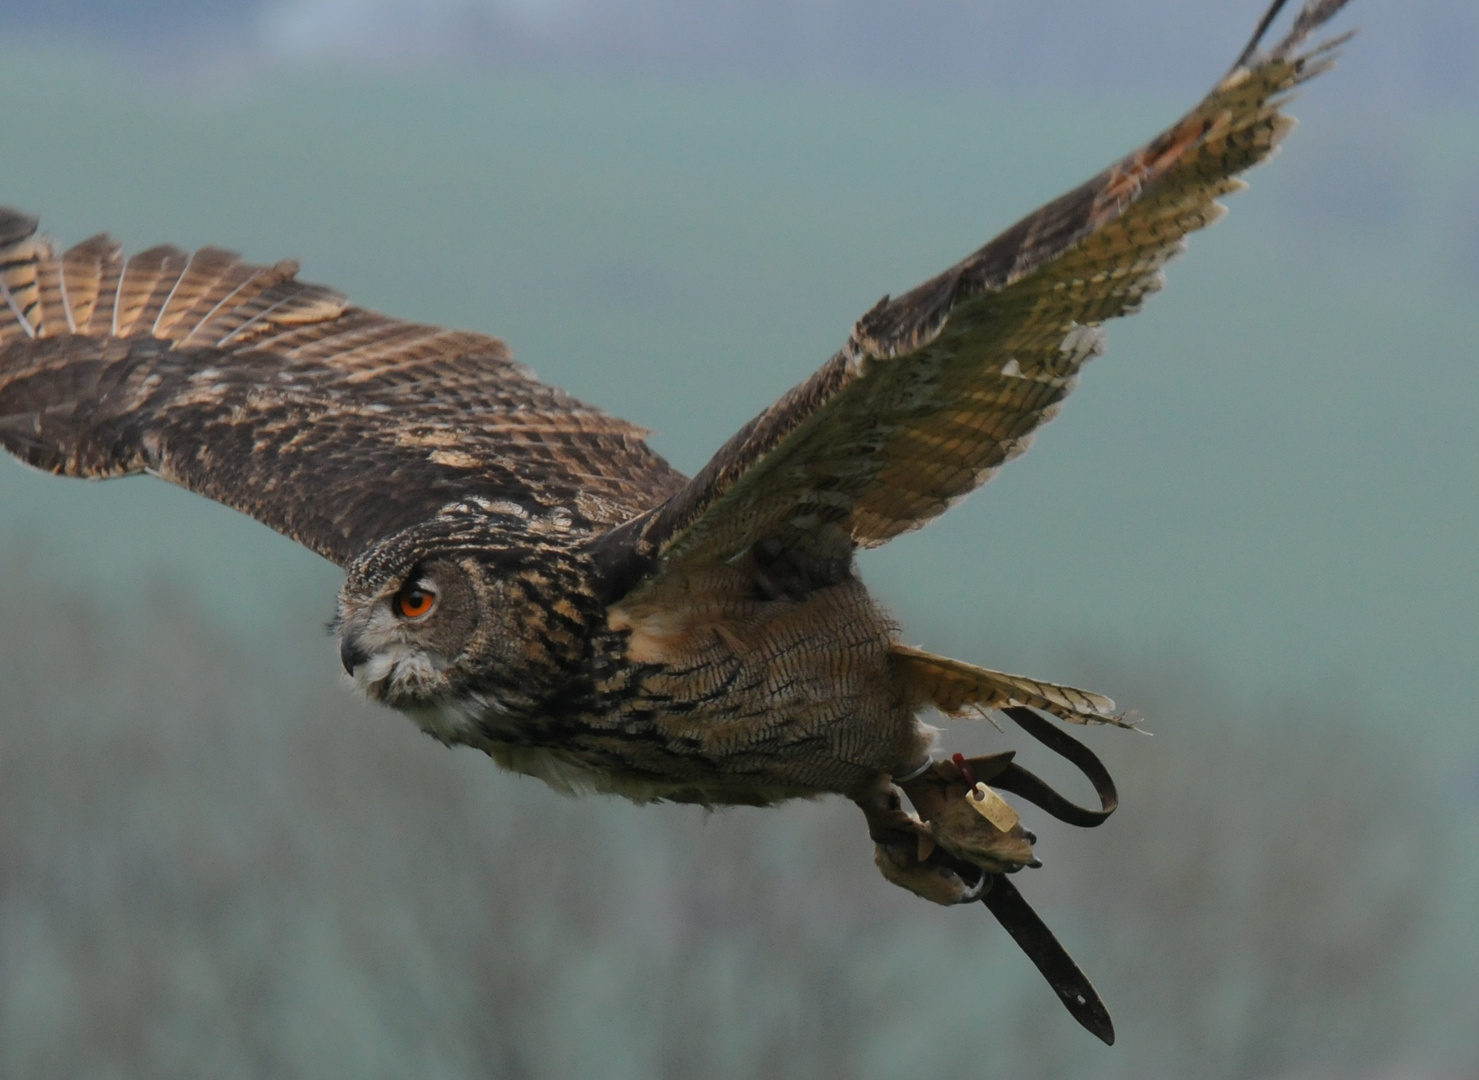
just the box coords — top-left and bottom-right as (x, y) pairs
(0, 0), (1350, 1044)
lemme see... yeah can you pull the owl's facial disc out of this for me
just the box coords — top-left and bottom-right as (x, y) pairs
(337, 558), (478, 706)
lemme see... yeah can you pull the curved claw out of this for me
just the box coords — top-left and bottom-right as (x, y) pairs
(958, 869), (992, 903)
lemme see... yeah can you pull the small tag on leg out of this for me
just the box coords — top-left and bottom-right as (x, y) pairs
(967, 781), (1021, 833)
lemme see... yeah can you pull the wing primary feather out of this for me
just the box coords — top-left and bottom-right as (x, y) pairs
(108, 248), (128, 337)
(0, 276), (35, 340)
(55, 244), (77, 333)
(1235, 0), (1294, 70)
(32, 240), (66, 338)
(0, 210), (42, 341)
(87, 238), (125, 336)
(1283, 0), (1356, 56)
(150, 248), (193, 338)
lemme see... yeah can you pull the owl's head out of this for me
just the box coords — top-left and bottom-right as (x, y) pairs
(334, 517), (596, 738)
(335, 554), (485, 710)
(333, 500), (604, 742)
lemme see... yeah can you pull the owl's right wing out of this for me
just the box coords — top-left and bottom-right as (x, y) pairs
(591, 0), (1351, 609)
(0, 212), (686, 567)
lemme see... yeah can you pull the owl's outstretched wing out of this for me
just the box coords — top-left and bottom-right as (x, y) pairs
(0, 214), (685, 566)
(594, 0), (1351, 606)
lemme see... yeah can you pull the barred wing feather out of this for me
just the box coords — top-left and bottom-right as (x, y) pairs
(0, 214), (685, 566)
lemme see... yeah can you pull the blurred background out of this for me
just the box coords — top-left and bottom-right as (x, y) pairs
(0, 0), (1475, 1076)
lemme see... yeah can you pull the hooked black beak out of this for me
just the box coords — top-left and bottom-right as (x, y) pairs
(340, 631), (370, 676)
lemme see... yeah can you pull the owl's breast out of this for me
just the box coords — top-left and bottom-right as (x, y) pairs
(550, 576), (933, 803)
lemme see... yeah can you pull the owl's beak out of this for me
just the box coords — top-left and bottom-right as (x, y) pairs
(340, 630), (370, 676)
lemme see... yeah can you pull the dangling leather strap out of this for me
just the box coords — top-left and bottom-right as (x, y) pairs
(984, 705), (1119, 827)
(895, 705), (1121, 1042)
(980, 874), (1116, 1045)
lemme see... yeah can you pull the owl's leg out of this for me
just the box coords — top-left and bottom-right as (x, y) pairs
(857, 778), (984, 905)
(855, 756), (1039, 907)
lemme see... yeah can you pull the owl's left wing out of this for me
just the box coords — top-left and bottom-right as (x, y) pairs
(0, 212), (685, 567)
(593, 0), (1350, 607)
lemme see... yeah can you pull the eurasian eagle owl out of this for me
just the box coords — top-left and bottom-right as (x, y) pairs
(0, 0), (1353, 1042)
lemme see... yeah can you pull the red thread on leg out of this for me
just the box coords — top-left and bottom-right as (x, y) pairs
(952, 752), (976, 788)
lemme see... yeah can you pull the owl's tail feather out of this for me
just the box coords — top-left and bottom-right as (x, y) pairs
(891, 643), (1136, 728)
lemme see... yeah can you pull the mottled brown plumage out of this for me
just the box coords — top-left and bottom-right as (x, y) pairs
(0, 219), (682, 563)
(0, 0), (1353, 1043)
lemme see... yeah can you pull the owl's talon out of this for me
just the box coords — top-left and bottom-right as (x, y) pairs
(959, 870), (992, 903)
(887, 758), (1040, 875)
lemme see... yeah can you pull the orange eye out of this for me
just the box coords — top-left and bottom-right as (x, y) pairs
(397, 587), (436, 619)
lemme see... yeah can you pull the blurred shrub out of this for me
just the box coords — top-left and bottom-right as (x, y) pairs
(0, 568), (1450, 1079)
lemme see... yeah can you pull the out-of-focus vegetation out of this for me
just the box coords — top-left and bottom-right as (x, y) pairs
(0, 571), (1446, 1079)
